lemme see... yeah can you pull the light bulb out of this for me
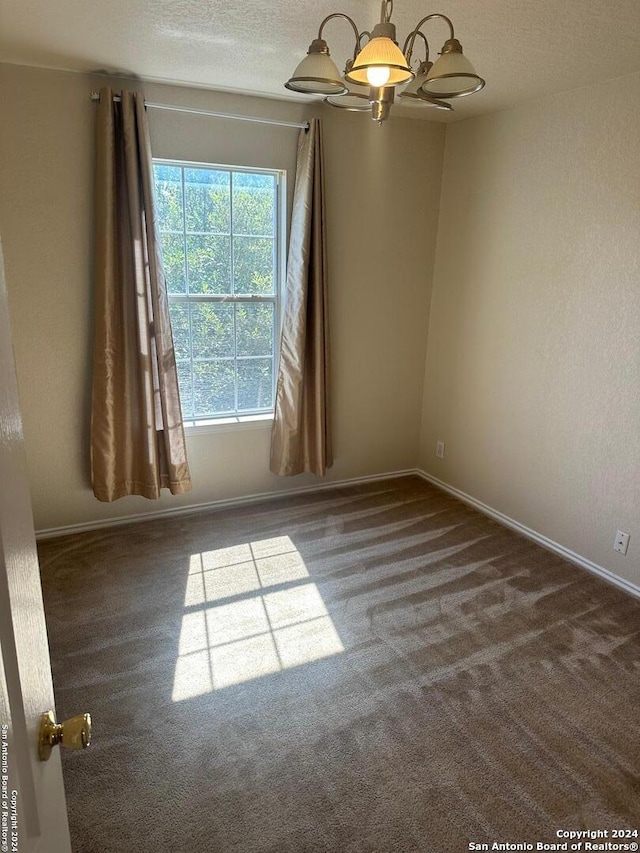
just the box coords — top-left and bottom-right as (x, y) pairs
(366, 66), (390, 87)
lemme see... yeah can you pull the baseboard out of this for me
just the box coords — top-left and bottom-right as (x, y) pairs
(35, 469), (418, 541)
(36, 467), (640, 601)
(416, 469), (640, 601)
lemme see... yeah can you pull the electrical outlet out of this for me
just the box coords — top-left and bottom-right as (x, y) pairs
(436, 440), (445, 460)
(614, 530), (630, 555)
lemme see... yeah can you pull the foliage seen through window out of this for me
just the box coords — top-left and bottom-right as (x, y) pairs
(153, 162), (281, 421)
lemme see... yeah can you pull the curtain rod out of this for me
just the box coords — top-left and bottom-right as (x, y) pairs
(89, 92), (309, 131)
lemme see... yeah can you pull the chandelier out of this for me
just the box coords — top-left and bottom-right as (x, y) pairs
(285, 0), (485, 123)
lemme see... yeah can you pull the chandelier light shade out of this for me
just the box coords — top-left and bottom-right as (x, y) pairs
(420, 38), (485, 98)
(399, 61), (453, 111)
(346, 27), (413, 88)
(285, 39), (348, 95)
(284, 1), (485, 122)
(325, 72), (371, 111)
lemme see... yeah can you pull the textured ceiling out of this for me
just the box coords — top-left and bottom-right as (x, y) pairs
(2, 0), (640, 121)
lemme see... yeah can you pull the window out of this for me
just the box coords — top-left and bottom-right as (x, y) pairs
(153, 160), (284, 424)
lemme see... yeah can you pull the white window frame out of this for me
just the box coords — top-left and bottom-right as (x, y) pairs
(153, 158), (286, 433)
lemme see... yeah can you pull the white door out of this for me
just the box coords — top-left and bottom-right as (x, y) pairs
(0, 237), (73, 852)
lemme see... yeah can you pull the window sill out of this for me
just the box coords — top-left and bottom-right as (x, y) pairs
(184, 414), (274, 436)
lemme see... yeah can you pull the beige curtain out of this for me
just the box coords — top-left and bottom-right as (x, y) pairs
(270, 118), (332, 476)
(91, 87), (192, 501)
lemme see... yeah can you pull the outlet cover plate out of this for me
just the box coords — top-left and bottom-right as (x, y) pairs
(614, 530), (630, 555)
(436, 440), (445, 460)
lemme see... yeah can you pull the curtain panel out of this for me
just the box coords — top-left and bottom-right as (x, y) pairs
(270, 118), (333, 476)
(91, 87), (191, 501)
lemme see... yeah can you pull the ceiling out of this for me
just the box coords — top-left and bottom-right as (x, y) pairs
(2, 0), (640, 121)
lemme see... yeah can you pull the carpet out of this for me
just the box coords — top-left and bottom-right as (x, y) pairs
(38, 476), (640, 852)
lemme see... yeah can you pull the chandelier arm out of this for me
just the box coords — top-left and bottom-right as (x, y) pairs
(402, 29), (429, 66)
(404, 13), (455, 63)
(352, 29), (372, 61)
(317, 12), (362, 55)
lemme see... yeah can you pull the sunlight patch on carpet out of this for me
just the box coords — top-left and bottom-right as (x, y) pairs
(173, 537), (344, 699)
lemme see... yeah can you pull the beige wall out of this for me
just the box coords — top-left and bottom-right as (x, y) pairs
(0, 63), (445, 531)
(420, 73), (640, 588)
(2, 60), (638, 589)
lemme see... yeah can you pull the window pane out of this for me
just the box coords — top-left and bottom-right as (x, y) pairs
(233, 172), (276, 236)
(185, 169), (230, 234)
(186, 235), (231, 295)
(236, 303), (274, 358)
(155, 163), (181, 183)
(233, 237), (275, 295)
(155, 161), (281, 421)
(154, 167), (183, 232)
(237, 358), (273, 411)
(176, 361), (194, 418)
(169, 303), (191, 362)
(191, 303), (234, 359)
(194, 362), (235, 415)
(161, 233), (186, 294)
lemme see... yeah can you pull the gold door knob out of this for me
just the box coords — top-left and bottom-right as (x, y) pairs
(38, 710), (92, 761)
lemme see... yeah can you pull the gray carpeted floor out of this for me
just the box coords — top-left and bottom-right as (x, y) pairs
(38, 476), (640, 852)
